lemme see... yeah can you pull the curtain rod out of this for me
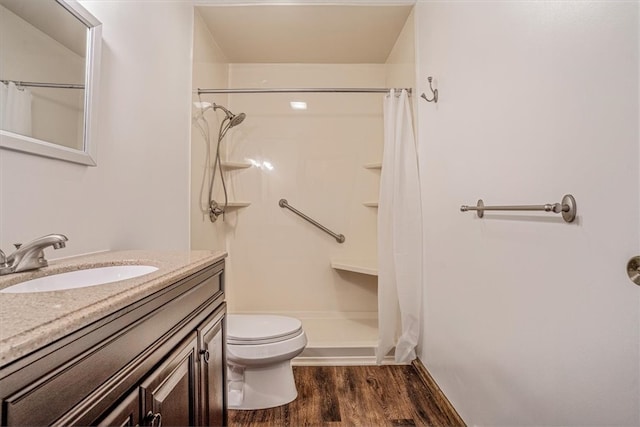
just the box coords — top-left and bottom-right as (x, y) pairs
(1, 79), (84, 89)
(197, 87), (411, 95)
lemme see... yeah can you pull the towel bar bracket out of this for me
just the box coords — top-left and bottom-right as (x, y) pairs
(559, 194), (577, 222)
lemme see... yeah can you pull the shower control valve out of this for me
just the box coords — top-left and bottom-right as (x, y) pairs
(209, 200), (224, 223)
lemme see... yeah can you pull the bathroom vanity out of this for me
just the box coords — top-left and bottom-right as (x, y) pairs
(0, 250), (227, 426)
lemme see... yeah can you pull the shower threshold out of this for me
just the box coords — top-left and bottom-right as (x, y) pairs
(294, 315), (395, 366)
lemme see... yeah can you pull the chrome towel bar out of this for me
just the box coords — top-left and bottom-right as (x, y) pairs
(279, 199), (345, 243)
(197, 87), (411, 95)
(461, 194), (577, 223)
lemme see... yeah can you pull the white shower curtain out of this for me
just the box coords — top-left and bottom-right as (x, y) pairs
(0, 82), (32, 136)
(376, 89), (423, 364)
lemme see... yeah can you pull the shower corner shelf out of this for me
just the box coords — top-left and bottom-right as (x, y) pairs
(221, 161), (252, 171)
(363, 201), (379, 208)
(363, 162), (382, 170)
(224, 201), (251, 209)
(331, 259), (378, 276)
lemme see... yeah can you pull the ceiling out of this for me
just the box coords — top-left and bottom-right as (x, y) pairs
(196, 4), (414, 64)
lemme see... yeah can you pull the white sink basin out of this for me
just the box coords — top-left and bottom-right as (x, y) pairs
(0, 265), (159, 294)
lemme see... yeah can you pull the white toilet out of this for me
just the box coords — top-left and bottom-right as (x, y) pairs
(226, 314), (307, 410)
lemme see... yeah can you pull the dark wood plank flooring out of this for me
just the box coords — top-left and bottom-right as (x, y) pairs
(228, 362), (465, 427)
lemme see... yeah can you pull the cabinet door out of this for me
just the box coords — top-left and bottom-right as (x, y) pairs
(97, 390), (139, 427)
(198, 304), (226, 427)
(140, 333), (198, 427)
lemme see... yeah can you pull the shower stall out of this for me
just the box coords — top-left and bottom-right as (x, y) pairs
(190, 4), (416, 364)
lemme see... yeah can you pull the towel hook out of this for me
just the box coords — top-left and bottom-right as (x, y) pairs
(421, 77), (438, 103)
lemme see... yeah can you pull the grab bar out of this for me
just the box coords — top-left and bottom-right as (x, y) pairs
(278, 199), (346, 243)
(460, 194), (577, 223)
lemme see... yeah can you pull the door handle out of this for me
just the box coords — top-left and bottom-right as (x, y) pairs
(627, 256), (640, 286)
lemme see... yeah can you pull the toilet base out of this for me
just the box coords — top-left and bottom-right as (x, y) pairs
(228, 360), (298, 410)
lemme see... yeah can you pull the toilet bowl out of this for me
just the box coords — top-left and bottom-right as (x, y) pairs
(226, 314), (307, 410)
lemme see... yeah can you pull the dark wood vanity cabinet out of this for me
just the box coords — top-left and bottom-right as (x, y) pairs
(0, 260), (227, 427)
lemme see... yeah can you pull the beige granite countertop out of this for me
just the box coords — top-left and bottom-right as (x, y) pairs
(0, 250), (226, 368)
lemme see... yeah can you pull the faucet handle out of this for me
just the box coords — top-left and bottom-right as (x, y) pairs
(13, 243), (22, 250)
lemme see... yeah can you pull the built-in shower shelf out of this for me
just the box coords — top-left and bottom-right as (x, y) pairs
(330, 259), (378, 276)
(363, 162), (382, 170)
(363, 201), (379, 207)
(221, 161), (252, 170)
(224, 201), (251, 208)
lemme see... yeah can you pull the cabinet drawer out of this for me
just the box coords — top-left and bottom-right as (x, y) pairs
(2, 264), (223, 426)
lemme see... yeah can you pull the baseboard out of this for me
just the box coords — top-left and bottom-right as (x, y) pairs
(411, 359), (466, 426)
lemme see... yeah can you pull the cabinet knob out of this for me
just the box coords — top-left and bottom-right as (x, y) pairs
(199, 349), (210, 363)
(144, 411), (162, 427)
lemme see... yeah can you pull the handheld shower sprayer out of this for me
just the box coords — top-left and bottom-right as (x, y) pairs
(193, 100), (247, 223)
(212, 104), (246, 128)
(194, 102), (246, 128)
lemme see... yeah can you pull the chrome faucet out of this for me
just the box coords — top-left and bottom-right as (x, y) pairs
(0, 234), (68, 275)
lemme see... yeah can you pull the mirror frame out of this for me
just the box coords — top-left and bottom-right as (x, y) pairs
(0, 0), (102, 166)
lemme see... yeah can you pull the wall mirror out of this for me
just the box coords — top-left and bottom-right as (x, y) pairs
(0, 0), (101, 166)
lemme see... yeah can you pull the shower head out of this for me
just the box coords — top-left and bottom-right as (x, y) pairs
(213, 103), (246, 128)
(229, 112), (246, 128)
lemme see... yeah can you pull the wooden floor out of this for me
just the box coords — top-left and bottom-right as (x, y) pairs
(228, 362), (465, 427)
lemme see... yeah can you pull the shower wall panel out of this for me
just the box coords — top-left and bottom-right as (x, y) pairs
(385, 8), (416, 94)
(191, 10), (230, 254)
(221, 63), (385, 317)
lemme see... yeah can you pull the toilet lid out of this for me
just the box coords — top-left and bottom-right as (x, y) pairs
(227, 314), (303, 345)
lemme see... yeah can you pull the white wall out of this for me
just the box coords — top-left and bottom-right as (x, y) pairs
(0, 1), (193, 257)
(416, 1), (639, 425)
